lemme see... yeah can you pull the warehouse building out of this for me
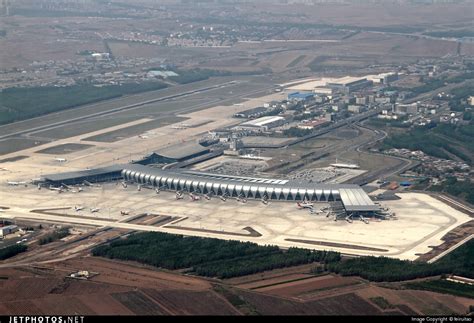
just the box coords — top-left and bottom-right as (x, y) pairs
(327, 77), (373, 94)
(0, 225), (19, 238)
(288, 92), (315, 101)
(234, 116), (287, 132)
(121, 165), (380, 213)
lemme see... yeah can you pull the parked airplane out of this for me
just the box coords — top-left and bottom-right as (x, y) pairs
(49, 186), (63, 193)
(7, 181), (27, 186)
(121, 181), (128, 188)
(74, 206), (85, 211)
(176, 191), (184, 200)
(54, 158), (67, 163)
(296, 202), (314, 210)
(90, 208), (100, 213)
(237, 194), (247, 203)
(120, 210), (130, 215)
(189, 193), (201, 201)
(138, 135), (149, 139)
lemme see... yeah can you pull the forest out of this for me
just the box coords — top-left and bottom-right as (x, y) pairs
(91, 232), (340, 278)
(39, 227), (70, 245)
(0, 244), (27, 260)
(327, 239), (473, 282)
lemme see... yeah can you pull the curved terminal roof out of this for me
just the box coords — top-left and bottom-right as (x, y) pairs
(123, 164), (378, 212)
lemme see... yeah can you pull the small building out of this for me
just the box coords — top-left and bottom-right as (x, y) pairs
(347, 105), (365, 114)
(297, 119), (329, 130)
(393, 103), (419, 115)
(0, 225), (19, 237)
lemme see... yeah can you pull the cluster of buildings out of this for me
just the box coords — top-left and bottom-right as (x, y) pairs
(0, 55), (171, 89)
(385, 148), (471, 177)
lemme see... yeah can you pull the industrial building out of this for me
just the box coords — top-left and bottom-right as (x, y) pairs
(327, 77), (373, 94)
(233, 107), (269, 119)
(288, 92), (315, 101)
(0, 225), (19, 238)
(121, 165), (380, 213)
(235, 116), (287, 132)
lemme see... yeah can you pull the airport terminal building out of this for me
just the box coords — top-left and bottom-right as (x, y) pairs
(121, 165), (379, 213)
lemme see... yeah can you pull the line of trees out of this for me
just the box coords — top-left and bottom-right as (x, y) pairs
(39, 227), (70, 245)
(0, 244), (27, 260)
(328, 240), (473, 282)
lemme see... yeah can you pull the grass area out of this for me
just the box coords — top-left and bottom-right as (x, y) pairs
(92, 232), (340, 279)
(0, 244), (27, 260)
(0, 82), (167, 125)
(39, 227), (70, 245)
(423, 29), (474, 38)
(286, 55), (306, 68)
(405, 279), (474, 299)
(168, 68), (269, 85)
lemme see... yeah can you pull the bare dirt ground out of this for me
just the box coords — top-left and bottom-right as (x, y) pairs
(0, 255), (471, 315)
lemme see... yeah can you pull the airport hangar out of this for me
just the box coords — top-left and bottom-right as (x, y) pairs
(121, 164), (380, 214)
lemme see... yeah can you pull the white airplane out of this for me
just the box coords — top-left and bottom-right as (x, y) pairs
(237, 194), (247, 203)
(296, 202), (314, 210)
(49, 186), (63, 193)
(54, 158), (67, 163)
(121, 181), (128, 188)
(120, 210), (130, 215)
(359, 215), (369, 224)
(176, 191), (184, 200)
(189, 193), (201, 201)
(171, 124), (189, 129)
(74, 206), (85, 211)
(155, 188), (160, 194)
(138, 135), (149, 139)
(90, 208), (100, 213)
(7, 181), (27, 186)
